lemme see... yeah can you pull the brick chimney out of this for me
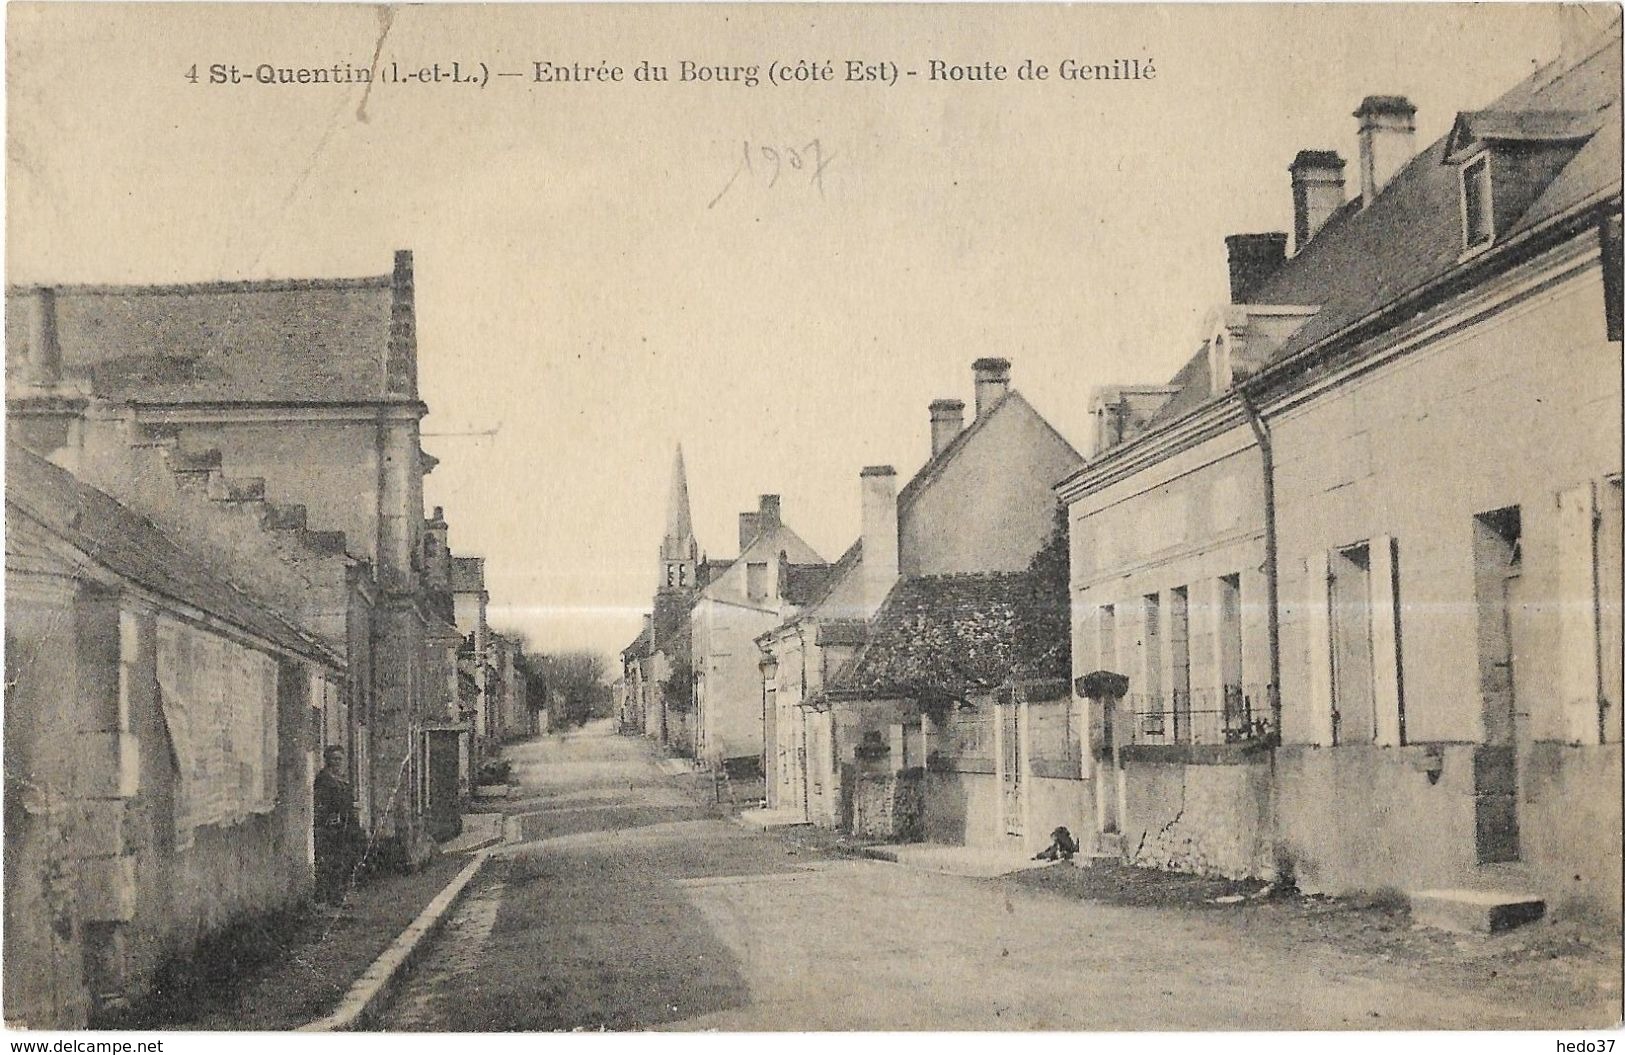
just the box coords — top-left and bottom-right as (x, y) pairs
(758, 494), (781, 529)
(1355, 96), (1416, 208)
(972, 358), (1011, 419)
(929, 399), (965, 458)
(386, 249), (418, 398)
(860, 466), (899, 611)
(25, 287), (62, 388)
(737, 512), (761, 551)
(1225, 233), (1288, 303)
(1289, 150), (1346, 252)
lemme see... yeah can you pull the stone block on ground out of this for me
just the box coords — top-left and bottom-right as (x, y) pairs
(1409, 889), (1545, 934)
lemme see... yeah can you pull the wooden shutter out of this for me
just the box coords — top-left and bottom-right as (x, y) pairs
(1305, 551), (1334, 746)
(1369, 537), (1405, 746)
(1556, 482), (1601, 744)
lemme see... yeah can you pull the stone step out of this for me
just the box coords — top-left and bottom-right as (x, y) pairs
(1095, 832), (1124, 856)
(1409, 888), (1545, 934)
(129, 421), (182, 448)
(209, 475), (267, 502)
(302, 530), (348, 555)
(263, 503), (308, 532)
(167, 447), (222, 473)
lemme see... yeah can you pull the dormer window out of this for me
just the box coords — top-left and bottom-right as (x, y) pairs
(1461, 154), (1494, 250)
(1444, 108), (1598, 258)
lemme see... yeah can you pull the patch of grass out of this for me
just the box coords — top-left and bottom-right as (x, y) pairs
(1011, 859), (1272, 910)
(109, 853), (468, 1030)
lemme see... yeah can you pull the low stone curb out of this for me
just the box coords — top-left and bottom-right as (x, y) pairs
(297, 847), (493, 1031)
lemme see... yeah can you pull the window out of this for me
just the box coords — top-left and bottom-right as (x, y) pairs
(1137, 594), (1163, 734)
(746, 561), (769, 601)
(1329, 544), (1377, 745)
(1462, 155), (1493, 250)
(1169, 587), (1191, 742)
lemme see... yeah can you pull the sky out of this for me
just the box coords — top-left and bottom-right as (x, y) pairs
(6, 3), (1571, 665)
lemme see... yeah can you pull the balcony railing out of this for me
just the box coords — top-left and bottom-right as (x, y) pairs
(1126, 684), (1270, 746)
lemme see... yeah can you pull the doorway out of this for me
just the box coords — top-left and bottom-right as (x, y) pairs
(1472, 506), (1522, 864)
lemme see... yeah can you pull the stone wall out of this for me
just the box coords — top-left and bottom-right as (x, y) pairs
(1121, 749), (1275, 880)
(1512, 742), (1621, 925)
(846, 766), (925, 842)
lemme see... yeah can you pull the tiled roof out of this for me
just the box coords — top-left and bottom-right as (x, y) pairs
(815, 619), (869, 647)
(5, 445), (339, 666)
(825, 571), (1069, 701)
(1136, 32), (1621, 433)
(450, 556), (485, 592)
(622, 626), (652, 660)
(4, 265), (414, 406)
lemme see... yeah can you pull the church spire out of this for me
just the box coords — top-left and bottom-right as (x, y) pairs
(664, 444), (694, 545)
(659, 444), (698, 589)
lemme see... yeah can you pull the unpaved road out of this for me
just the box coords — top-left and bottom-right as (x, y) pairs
(379, 721), (1621, 1031)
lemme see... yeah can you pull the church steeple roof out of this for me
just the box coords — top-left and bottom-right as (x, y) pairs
(660, 444), (699, 569)
(664, 444), (694, 544)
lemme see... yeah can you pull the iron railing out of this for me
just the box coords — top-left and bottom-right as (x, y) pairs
(1126, 684), (1271, 746)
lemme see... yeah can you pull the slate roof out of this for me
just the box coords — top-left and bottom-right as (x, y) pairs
(1138, 32), (1621, 435)
(825, 571), (1070, 701)
(5, 445), (340, 666)
(781, 562), (835, 606)
(4, 270), (411, 406)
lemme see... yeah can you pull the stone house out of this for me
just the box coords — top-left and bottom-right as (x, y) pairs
(4, 251), (460, 853)
(618, 446), (729, 756)
(1059, 25), (1622, 921)
(420, 506), (475, 837)
(691, 494), (827, 769)
(820, 521), (1073, 850)
(756, 359), (1084, 829)
(451, 554), (496, 763)
(5, 446), (345, 1027)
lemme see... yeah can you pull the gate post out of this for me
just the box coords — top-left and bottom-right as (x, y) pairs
(1075, 670), (1130, 841)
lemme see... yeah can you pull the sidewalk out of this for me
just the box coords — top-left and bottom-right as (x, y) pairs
(736, 806), (811, 831)
(112, 816), (498, 1031)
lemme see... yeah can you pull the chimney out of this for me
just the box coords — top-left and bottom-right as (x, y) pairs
(26, 287), (62, 388)
(758, 494), (781, 529)
(972, 358), (1011, 419)
(386, 249), (418, 398)
(737, 512), (762, 551)
(1225, 233), (1288, 304)
(1354, 95), (1416, 208)
(860, 465), (900, 610)
(929, 399), (965, 457)
(1289, 151), (1346, 252)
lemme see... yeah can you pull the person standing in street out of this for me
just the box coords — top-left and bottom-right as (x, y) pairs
(313, 745), (360, 905)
